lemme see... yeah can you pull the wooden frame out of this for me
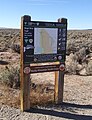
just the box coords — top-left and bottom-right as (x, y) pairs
(54, 18), (67, 103)
(20, 16), (31, 111)
(20, 16), (67, 111)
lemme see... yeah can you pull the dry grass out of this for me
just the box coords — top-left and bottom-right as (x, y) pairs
(0, 84), (20, 108)
(0, 83), (54, 109)
(30, 89), (54, 107)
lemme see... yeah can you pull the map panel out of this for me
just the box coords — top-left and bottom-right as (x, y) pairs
(34, 28), (58, 54)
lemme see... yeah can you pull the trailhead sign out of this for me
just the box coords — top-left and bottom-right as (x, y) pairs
(21, 15), (67, 73)
(20, 15), (67, 111)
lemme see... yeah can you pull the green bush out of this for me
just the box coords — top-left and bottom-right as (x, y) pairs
(0, 66), (20, 88)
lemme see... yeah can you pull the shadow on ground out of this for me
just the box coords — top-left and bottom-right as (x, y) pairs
(0, 60), (9, 65)
(26, 102), (92, 120)
(62, 102), (92, 109)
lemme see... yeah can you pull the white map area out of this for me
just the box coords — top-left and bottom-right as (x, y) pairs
(34, 28), (58, 54)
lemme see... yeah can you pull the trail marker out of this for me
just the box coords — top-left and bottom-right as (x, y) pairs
(20, 15), (67, 111)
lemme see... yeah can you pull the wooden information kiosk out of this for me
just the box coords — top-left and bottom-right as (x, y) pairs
(20, 15), (67, 111)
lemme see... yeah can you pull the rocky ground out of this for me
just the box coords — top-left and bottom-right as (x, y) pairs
(0, 74), (92, 120)
(0, 29), (92, 120)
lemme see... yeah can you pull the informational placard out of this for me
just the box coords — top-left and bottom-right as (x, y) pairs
(23, 18), (67, 64)
(20, 15), (67, 111)
(34, 28), (57, 55)
(21, 15), (67, 73)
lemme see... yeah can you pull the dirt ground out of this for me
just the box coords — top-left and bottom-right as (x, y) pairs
(0, 73), (92, 120)
(0, 29), (92, 119)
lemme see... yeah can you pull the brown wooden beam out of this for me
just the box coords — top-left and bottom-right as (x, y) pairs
(54, 18), (67, 104)
(20, 15), (31, 111)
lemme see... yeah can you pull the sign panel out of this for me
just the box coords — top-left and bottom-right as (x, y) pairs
(34, 28), (57, 54)
(30, 64), (60, 73)
(21, 15), (67, 73)
(29, 63), (65, 73)
(23, 19), (67, 64)
(20, 16), (67, 111)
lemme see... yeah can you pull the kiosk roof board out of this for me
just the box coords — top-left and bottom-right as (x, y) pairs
(22, 15), (67, 64)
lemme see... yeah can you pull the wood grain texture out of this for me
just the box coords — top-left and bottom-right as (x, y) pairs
(20, 16), (31, 111)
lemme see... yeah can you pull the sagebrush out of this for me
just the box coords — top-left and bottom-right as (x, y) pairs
(0, 66), (20, 88)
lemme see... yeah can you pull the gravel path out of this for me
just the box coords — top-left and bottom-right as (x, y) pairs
(0, 74), (92, 120)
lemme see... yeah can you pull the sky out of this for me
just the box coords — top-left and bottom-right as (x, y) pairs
(0, 0), (92, 29)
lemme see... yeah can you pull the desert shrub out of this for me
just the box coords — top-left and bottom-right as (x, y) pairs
(67, 39), (77, 54)
(88, 41), (92, 52)
(75, 47), (90, 64)
(66, 62), (78, 74)
(78, 47), (86, 57)
(66, 53), (79, 74)
(86, 61), (92, 75)
(0, 66), (20, 88)
(11, 43), (20, 53)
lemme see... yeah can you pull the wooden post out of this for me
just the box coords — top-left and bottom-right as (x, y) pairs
(54, 71), (59, 102)
(20, 66), (30, 111)
(54, 18), (67, 104)
(55, 69), (65, 104)
(20, 16), (31, 111)
(54, 71), (64, 103)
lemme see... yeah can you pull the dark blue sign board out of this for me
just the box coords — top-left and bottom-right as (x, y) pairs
(22, 15), (67, 64)
(21, 15), (67, 73)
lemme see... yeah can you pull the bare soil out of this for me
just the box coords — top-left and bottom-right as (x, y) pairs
(0, 73), (92, 120)
(0, 29), (92, 119)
